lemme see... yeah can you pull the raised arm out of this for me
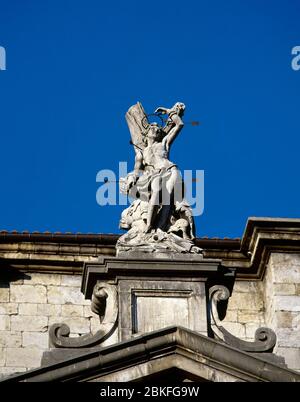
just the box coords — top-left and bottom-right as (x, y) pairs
(162, 111), (184, 151)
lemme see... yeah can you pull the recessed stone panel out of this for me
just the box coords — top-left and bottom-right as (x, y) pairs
(136, 295), (189, 333)
(119, 279), (207, 340)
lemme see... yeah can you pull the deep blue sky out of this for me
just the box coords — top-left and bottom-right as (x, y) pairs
(0, 0), (299, 238)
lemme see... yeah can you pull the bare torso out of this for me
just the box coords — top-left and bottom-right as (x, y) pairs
(143, 142), (174, 171)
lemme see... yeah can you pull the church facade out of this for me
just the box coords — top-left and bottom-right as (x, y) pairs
(0, 217), (300, 381)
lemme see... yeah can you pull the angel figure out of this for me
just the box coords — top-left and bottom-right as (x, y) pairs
(118, 101), (199, 254)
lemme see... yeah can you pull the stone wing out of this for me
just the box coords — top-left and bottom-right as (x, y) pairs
(126, 102), (149, 155)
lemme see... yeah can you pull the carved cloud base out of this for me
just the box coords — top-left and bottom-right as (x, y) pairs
(116, 230), (202, 256)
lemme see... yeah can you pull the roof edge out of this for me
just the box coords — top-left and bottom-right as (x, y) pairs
(2, 326), (299, 383)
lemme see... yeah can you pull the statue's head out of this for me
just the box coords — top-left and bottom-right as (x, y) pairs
(146, 123), (163, 143)
(174, 102), (185, 116)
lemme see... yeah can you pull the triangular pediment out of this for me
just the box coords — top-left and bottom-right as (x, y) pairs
(1, 326), (300, 382)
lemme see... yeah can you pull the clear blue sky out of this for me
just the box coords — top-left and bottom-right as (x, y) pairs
(0, 0), (299, 238)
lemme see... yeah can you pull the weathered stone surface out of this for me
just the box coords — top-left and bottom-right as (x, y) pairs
(238, 311), (264, 324)
(292, 312), (300, 328)
(24, 273), (61, 286)
(270, 253), (300, 283)
(276, 347), (300, 370)
(83, 306), (96, 318)
(227, 293), (263, 311)
(5, 347), (43, 368)
(0, 331), (21, 348)
(276, 328), (300, 347)
(11, 316), (48, 332)
(0, 316), (10, 331)
(18, 242), (34, 252)
(100, 325), (119, 347)
(274, 295), (300, 312)
(274, 267), (300, 284)
(37, 304), (61, 316)
(0, 242), (19, 252)
(275, 311), (295, 328)
(61, 275), (82, 287)
(0, 288), (9, 303)
(0, 348), (5, 366)
(232, 281), (261, 293)
(69, 333), (80, 338)
(48, 317), (90, 334)
(10, 285), (46, 304)
(264, 311), (276, 330)
(0, 303), (18, 315)
(90, 316), (100, 333)
(223, 322), (246, 339)
(118, 279), (206, 341)
(295, 284), (300, 295)
(11, 279), (24, 285)
(91, 321), (113, 337)
(274, 283), (296, 295)
(244, 323), (261, 339)
(224, 310), (238, 322)
(0, 367), (26, 377)
(18, 304), (38, 316)
(22, 332), (49, 349)
(137, 296), (189, 334)
(47, 286), (89, 305)
(61, 305), (83, 317)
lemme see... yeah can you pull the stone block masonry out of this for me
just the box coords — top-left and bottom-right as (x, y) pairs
(1, 250), (300, 376)
(0, 273), (98, 377)
(224, 281), (265, 340)
(0, 271), (269, 377)
(264, 253), (300, 371)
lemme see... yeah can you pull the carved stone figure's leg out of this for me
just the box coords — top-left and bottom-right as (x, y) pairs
(167, 168), (183, 204)
(158, 169), (183, 231)
(145, 176), (160, 233)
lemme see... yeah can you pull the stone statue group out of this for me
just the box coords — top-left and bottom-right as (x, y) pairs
(116, 102), (201, 255)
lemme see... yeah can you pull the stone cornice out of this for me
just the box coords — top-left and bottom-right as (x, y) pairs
(203, 218), (300, 279)
(238, 217), (300, 279)
(0, 232), (240, 249)
(1, 218), (300, 279)
(0, 235), (240, 275)
(82, 257), (224, 299)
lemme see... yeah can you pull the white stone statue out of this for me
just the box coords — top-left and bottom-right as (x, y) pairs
(117, 102), (202, 255)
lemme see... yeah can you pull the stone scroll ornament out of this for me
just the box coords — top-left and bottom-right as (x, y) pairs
(49, 283), (118, 348)
(209, 285), (276, 352)
(117, 102), (202, 255)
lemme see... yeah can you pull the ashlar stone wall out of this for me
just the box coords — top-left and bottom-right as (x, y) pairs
(0, 272), (267, 378)
(1, 254), (300, 378)
(264, 253), (300, 371)
(0, 273), (99, 378)
(225, 281), (265, 341)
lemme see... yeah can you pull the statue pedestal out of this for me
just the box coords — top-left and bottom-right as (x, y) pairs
(82, 255), (234, 342)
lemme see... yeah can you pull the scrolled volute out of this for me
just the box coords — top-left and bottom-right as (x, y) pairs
(209, 285), (276, 353)
(49, 282), (118, 349)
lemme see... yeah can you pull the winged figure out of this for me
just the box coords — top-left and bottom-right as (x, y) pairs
(117, 102), (201, 254)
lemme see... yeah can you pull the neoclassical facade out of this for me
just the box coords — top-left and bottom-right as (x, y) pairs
(0, 217), (300, 381)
